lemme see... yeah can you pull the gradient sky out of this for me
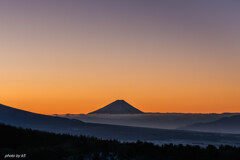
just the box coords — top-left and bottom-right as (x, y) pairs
(0, 0), (240, 114)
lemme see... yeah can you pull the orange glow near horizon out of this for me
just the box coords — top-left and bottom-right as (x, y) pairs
(0, 1), (240, 114)
(1, 78), (239, 114)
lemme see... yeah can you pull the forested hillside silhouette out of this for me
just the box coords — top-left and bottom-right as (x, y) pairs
(0, 123), (240, 160)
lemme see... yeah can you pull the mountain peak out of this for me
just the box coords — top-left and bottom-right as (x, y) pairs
(89, 100), (143, 114)
(114, 99), (127, 103)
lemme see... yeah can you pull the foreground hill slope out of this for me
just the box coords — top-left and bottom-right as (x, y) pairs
(179, 115), (240, 134)
(1, 123), (240, 160)
(0, 103), (85, 130)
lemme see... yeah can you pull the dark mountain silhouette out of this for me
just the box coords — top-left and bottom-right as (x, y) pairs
(89, 100), (143, 114)
(179, 115), (240, 134)
(0, 103), (85, 130)
(1, 103), (240, 145)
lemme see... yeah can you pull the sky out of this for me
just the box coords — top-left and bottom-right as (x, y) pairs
(0, 0), (240, 114)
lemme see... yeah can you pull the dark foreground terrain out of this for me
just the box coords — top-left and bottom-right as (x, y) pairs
(0, 123), (240, 160)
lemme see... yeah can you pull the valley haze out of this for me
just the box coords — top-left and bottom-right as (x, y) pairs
(55, 100), (240, 134)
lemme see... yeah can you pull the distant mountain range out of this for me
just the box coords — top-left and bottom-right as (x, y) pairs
(89, 100), (143, 114)
(57, 100), (240, 132)
(1, 103), (240, 146)
(179, 115), (240, 134)
(57, 112), (240, 130)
